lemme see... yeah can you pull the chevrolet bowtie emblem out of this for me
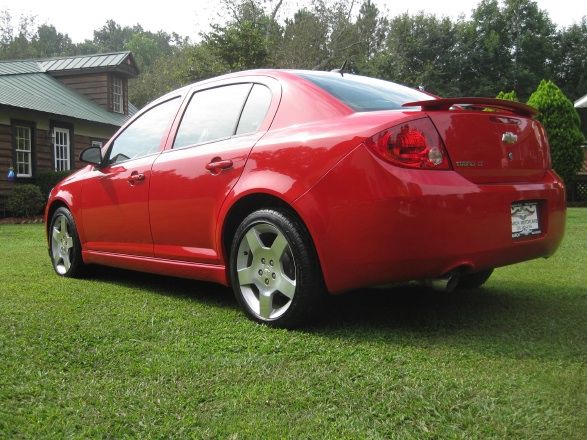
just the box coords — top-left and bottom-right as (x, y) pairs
(502, 132), (518, 144)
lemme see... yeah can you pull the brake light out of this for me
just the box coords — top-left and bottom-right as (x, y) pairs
(366, 118), (451, 170)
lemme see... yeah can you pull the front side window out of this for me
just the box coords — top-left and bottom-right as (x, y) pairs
(53, 127), (70, 171)
(112, 77), (123, 114)
(14, 125), (32, 177)
(173, 83), (252, 149)
(107, 97), (180, 165)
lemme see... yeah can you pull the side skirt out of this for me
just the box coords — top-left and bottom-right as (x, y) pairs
(82, 250), (229, 286)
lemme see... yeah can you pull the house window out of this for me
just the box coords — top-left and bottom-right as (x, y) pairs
(53, 127), (71, 171)
(112, 77), (123, 114)
(15, 125), (32, 177)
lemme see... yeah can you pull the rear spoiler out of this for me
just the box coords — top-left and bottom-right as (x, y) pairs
(403, 97), (538, 117)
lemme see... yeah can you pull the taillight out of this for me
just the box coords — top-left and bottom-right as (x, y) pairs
(366, 118), (452, 170)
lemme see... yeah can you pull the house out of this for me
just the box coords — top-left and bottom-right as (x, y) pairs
(0, 51), (139, 202)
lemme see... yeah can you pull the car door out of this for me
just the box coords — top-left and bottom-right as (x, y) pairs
(81, 97), (181, 256)
(149, 82), (275, 264)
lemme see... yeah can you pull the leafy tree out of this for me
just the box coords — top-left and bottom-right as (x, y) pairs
(354, 0), (387, 74)
(278, 9), (328, 69)
(204, 0), (277, 70)
(30, 25), (73, 57)
(527, 80), (585, 186)
(502, 0), (556, 99)
(496, 90), (519, 101)
(374, 13), (460, 96)
(456, 0), (512, 97)
(553, 17), (587, 101)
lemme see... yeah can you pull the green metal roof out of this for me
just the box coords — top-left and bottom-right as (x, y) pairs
(40, 52), (136, 75)
(0, 60), (42, 75)
(0, 51), (137, 76)
(0, 73), (130, 126)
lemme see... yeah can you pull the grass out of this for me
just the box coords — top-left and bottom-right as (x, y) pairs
(0, 209), (586, 439)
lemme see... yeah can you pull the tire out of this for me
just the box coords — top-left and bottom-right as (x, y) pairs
(49, 207), (85, 277)
(457, 268), (494, 290)
(229, 208), (324, 329)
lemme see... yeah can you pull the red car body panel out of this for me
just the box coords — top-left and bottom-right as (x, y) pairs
(293, 143), (565, 292)
(45, 69), (566, 293)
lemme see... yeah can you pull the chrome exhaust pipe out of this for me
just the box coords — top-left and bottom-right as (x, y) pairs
(423, 271), (461, 292)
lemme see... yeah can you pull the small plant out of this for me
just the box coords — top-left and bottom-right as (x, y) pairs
(6, 184), (45, 217)
(527, 80), (585, 186)
(36, 170), (71, 199)
(496, 90), (519, 101)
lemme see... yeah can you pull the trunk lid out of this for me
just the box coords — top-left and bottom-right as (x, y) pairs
(404, 98), (550, 184)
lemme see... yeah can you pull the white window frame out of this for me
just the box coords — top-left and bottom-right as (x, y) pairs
(112, 77), (123, 114)
(53, 127), (71, 171)
(91, 140), (103, 149)
(15, 125), (32, 177)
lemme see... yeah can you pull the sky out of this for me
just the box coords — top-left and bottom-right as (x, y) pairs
(0, 0), (585, 43)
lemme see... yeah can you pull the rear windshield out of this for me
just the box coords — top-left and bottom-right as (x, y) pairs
(296, 72), (432, 112)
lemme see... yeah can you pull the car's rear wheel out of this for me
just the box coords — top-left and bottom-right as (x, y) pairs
(50, 207), (84, 277)
(457, 268), (494, 289)
(229, 209), (324, 328)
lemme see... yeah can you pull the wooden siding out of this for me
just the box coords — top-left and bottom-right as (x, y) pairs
(56, 73), (109, 109)
(0, 124), (11, 207)
(0, 121), (109, 204)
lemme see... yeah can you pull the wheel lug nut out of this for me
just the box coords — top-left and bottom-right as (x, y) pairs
(269, 260), (274, 266)
(261, 258), (266, 264)
(272, 273), (276, 279)
(258, 270), (263, 276)
(265, 278), (269, 285)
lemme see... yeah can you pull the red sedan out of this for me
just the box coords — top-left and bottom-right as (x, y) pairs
(45, 70), (566, 328)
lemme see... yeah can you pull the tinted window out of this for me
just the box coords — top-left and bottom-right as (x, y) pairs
(236, 84), (272, 135)
(296, 73), (431, 112)
(108, 97), (180, 164)
(174, 84), (252, 148)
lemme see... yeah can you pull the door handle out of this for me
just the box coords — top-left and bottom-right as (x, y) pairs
(127, 172), (145, 184)
(206, 158), (233, 173)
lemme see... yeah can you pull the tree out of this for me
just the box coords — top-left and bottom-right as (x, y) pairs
(502, 0), (556, 99)
(553, 17), (587, 101)
(455, 0), (512, 97)
(30, 25), (73, 57)
(278, 8), (329, 68)
(496, 90), (519, 101)
(527, 80), (585, 186)
(354, 0), (387, 74)
(374, 13), (460, 96)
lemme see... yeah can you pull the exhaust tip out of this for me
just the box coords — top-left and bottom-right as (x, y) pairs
(423, 271), (461, 292)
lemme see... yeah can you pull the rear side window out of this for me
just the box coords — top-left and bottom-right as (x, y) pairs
(173, 83), (252, 148)
(236, 84), (272, 135)
(296, 73), (431, 112)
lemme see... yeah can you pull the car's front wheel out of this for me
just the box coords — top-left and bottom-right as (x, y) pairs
(49, 207), (84, 277)
(229, 209), (324, 328)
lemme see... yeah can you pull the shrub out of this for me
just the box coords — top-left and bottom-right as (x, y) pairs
(6, 184), (45, 217)
(496, 90), (519, 101)
(527, 80), (585, 185)
(36, 170), (71, 199)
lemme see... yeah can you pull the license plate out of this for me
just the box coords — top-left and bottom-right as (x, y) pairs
(511, 202), (540, 238)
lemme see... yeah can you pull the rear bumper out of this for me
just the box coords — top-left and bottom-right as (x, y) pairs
(294, 144), (566, 293)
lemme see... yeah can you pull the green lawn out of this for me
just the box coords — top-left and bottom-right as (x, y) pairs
(1, 209), (586, 439)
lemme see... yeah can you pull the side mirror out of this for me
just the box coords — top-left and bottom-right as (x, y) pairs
(80, 146), (103, 166)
